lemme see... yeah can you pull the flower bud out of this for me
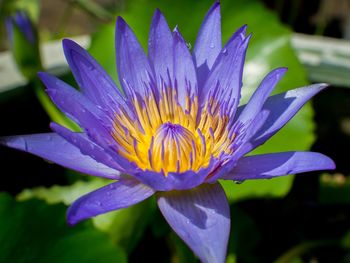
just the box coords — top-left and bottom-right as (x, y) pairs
(6, 10), (42, 80)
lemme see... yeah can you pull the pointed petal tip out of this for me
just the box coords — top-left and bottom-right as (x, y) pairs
(37, 71), (54, 86)
(268, 67), (288, 79)
(246, 32), (253, 40)
(37, 71), (46, 80)
(62, 39), (84, 61)
(116, 16), (128, 36)
(318, 83), (329, 89)
(304, 83), (329, 94)
(62, 38), (73, 47)
(153, 8), (163, 18)
(66, 210), (80, 226)
(239, 32), (252, 49)
(276, 67), (288, 74)
(209, 1), (221, 12)
(62, 38), (84, 52)
(37, 72), (63, 93)
(0, 135), (32, 150)
(151, 8), (168, 29)
(0, 136), (10, 147)
(241, 24), (248, 33)
(116, 16), (127, 29)
(230, 24), (248, 42)
(317, 152), (336, 170)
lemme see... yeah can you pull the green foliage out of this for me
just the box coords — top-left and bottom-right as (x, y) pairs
(18, 178), (156, 253)
(221, 176), (293, 203)
(0, 193), (127, 263)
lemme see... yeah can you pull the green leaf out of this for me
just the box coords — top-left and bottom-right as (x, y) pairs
(17, 178), (109, 205)
(88, 0), (314, 201)
(93, 198), (156, 252)
(17, 178), (156, 252)
(221, 176), (294, 202)
(0, 193), (127, 263)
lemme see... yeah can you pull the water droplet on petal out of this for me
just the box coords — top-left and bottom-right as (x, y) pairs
(186, 42), (192, 50)
(209, 43), (215, 49)
(222, 48), (227, 55)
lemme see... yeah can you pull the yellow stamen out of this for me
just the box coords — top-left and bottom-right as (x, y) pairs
(112, 87), (235, 175)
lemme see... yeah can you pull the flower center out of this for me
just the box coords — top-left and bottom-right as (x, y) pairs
(151, 122), (195, 174)
(111, 87), (236, 175)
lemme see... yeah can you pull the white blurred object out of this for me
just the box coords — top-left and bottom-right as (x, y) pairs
(0, 35), (90, 94)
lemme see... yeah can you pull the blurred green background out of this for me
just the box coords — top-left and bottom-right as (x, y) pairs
(0, 0), (350, 262)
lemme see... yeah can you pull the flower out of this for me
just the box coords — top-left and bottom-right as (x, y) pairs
(6, 10), (37, 45)
(6, 10), (41, 80)
(1, 2), (335, 263)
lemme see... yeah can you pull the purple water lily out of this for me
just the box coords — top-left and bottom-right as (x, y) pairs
(1, 2), (335, 263)
(6, 10), (36, 45)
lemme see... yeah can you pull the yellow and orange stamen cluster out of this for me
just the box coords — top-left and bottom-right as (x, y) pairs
(112, 87), (235, 175)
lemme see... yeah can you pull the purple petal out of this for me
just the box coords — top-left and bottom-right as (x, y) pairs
(50, 123), (134, 174)
(200, 26), (249, 110)
(39, 72), (115, 147)
(244, 83), (328, 154)
(157, 183), (230, 263)
(40, 74), (132, 169)
(173, 29), (198, 106)
(148, 9), (174, 86)
(133, 158), (217, 191)
(193, 2), (221, 85)
(12, 11), (36, 44)
(67, 179), (155, 225)
(223, 151), (335, 180)
(236, 68), (287, 126)
(206, 109), (270, 183)
(62, 39), (129, 116)
(116, 17), (154, 98)
(0, 133), (120, 179)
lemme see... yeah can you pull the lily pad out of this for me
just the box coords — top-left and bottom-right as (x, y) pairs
(0, 193), (127, 263)
(17, 178), (156, 252)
